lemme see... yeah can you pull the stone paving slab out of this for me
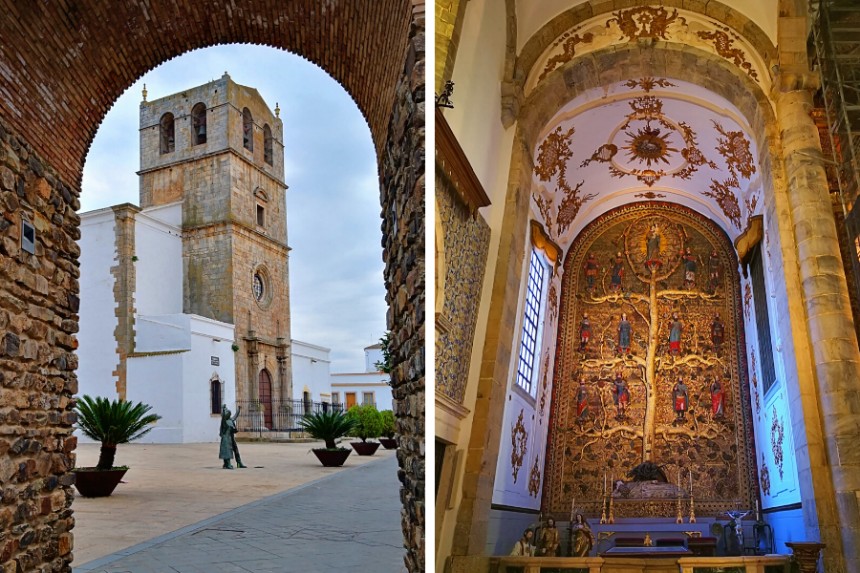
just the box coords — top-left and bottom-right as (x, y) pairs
(71, 442), (401, 571)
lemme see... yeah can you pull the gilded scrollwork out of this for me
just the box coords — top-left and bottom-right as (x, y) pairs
(511, 409), (528, 482)
(704, 178), (743, 229)
(606, 6), (686, 42)
(528, 455), (542, 497)
(713, 121), (756, 181)
(697, 27), (759, 82)
(540, 31), (595, 81)
(771, 406), (784, 479)
(624, 77), (677, 92)
(760, 453), (771, 496)
(534, 127), (595, 239)
(582, 91), (716, 188)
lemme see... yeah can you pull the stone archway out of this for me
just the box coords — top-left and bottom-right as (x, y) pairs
(0, 3), (425, 571)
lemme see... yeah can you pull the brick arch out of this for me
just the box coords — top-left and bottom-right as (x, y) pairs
(0, 3), (425, 571)
(0, 0), (411, 186)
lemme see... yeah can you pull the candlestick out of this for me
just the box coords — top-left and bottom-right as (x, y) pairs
(600, 496), (607, 524)
(689, 469), (693, 494)
(570, 497), (575, 523)
(689, 494), (697, 523)
(756, 499), (760, 521)
(604, 472), (607, 495)
(608, 492), (615, 524)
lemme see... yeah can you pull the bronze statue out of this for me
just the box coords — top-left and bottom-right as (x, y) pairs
(219, 405), (246, 469)
(570, 513), (594, 557)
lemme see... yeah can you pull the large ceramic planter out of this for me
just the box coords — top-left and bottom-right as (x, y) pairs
(73, 467), (128, 497)
(379, 437), (397, 450)
(311, 448), (352, 467)
(350, 441), (381, 456)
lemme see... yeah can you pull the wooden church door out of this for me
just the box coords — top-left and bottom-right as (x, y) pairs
(259, 369), (273, 430)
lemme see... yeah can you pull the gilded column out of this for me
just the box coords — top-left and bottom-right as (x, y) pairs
(776, 73), (860, 573)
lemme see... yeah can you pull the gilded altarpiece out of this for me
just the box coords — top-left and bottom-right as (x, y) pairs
(543, 202), (756, 518)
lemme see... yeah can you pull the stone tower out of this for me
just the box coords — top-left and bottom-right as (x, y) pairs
(138, 73), (292, 420)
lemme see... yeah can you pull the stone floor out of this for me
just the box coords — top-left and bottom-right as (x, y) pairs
(71, 442), (403, 572)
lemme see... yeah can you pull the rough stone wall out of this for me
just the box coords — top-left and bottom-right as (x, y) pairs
(382, 3), (425, 571)
(0, 117), (79, 572)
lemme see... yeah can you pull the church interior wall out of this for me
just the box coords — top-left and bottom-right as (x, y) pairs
(444, 0), (511, 203)
(438, 0), (855, 565)
(485, 507), (536, 556)
(78, 209), (123, 404)
(490, 227), (558, 515)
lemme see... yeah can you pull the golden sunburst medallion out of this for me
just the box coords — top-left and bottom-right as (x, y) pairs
(624, 125), (678, 167)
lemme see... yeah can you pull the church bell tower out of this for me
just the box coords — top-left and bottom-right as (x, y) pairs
(138, 73), (292, 423)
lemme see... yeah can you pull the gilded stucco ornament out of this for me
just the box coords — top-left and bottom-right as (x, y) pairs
(511, 409), (528, 482)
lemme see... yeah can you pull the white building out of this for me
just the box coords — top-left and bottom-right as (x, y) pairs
(330, 344), (393, 411)
(291, 339), (333, 406)
(78, 203), (237, 443)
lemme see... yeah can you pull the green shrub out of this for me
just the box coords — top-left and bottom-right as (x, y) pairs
(380, 409), (396, 439)
(346, 404), (383, 442)
(299, 410), (356, 450)
(75, 395), (162, 470)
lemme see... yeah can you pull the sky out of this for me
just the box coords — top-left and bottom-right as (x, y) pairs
(81, 44), (387, 373)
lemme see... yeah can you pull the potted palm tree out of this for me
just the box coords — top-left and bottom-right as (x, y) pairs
(72, 395), (161, 497)
(346, 404), (383, 456)
(299, 410), (356, 467)
(378, 409), (397, 450)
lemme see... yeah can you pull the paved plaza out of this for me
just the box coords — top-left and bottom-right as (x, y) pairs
(71, 442), (403, 572)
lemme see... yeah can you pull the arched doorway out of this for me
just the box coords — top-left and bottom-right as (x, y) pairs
(0, 3), (425, 570)
(259, 369), (273, 430)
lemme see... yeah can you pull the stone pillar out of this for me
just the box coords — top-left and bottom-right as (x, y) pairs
(110, 205), (139, 401)
(246, 333), (259, 403)
(777, 79), (860, 573)
(276, 337), (290, 403)
(381, 2), (425, 571)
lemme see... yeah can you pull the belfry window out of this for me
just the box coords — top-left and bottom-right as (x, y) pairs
(515, 248), (549, 396)
(243, 107), (254, 151)
(159, 113), (175, 154)
(263, 124), (273, 165)
(191, 103), (207, 145)
(256, 204), (265, 227)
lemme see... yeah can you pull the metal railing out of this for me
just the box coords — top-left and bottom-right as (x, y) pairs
(235, 399), (345, 433)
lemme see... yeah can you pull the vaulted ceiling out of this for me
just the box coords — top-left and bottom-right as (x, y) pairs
(513, 2), (778, 249)
(531, 78), (761, 247)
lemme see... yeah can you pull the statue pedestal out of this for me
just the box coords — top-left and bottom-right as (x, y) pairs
(785, 542), (825, 573)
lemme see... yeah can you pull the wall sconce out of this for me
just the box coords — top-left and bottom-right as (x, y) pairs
(435, 80), (455, 109)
